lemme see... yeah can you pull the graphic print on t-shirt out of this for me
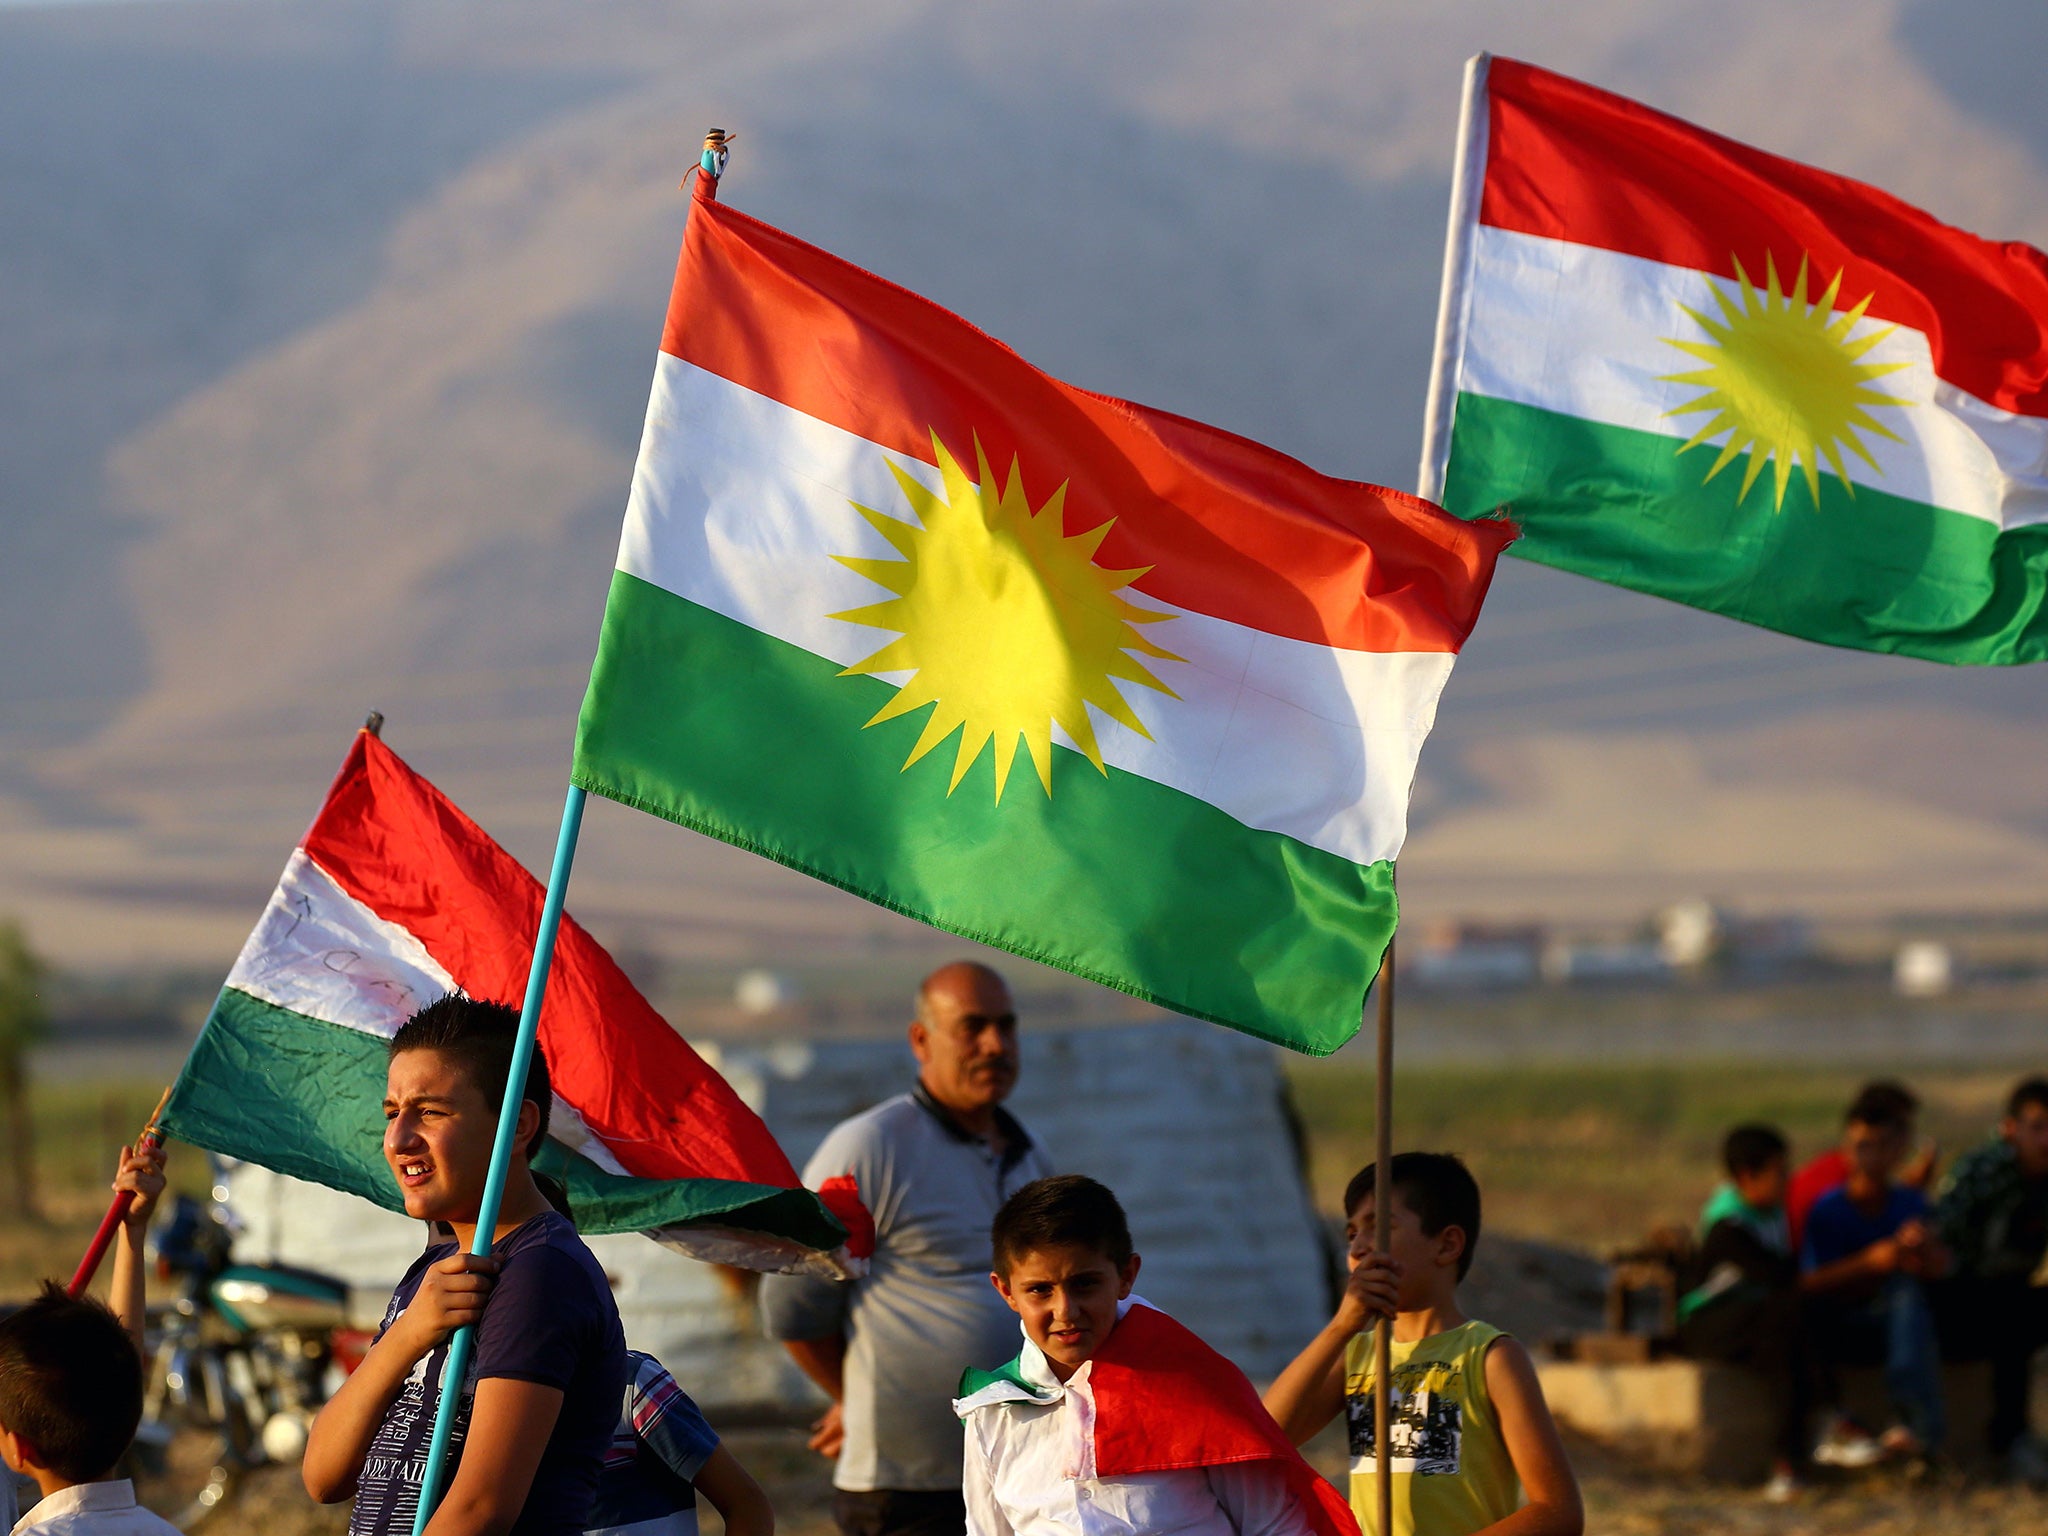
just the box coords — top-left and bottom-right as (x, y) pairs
(347, 1282), (482, 1535)
(1347, 1360), (1464, 1477)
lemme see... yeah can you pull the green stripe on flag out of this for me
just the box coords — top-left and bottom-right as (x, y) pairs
(573, 572), (1395, 1056)
(1443, 392), (2048, 665)
(163, 988), (846, 1249)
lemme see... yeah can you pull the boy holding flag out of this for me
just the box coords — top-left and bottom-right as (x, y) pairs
(1264, 1155), (1580, 1536)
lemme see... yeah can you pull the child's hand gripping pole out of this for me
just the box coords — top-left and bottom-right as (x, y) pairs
(66, 1085), (173, 1297)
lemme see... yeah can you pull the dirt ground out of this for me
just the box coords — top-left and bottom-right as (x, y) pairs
(188, 1422), (2048, 1536)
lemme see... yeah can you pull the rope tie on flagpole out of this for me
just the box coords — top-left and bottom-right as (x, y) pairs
(683, 127), (735, 198)
(410, 783), (588, 1534)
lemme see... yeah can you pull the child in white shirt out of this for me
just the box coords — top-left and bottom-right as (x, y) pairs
(954, 1175), (1355, 1536)
(0, 1283), (179, 1536)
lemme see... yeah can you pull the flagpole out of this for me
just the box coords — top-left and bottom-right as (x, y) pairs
(410, 126), (732, 1535)
(411, 781), (587, 1534)
(65, 1086), (173, 1297)
(1416, 52), (1490, 504)
(1366, 54), (1489, 1534)
(1370, 938), (1395, 1536)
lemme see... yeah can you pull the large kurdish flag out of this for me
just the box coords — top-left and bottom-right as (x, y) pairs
(573, 177), (1511, 1056)
(1426, 55), (2048, 664)
(163, 730), (850, 1273)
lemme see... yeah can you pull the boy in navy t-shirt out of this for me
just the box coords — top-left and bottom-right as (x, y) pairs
(586, 1352), (774, 1536)
(347, 1210), (625, 1535)
(303, 998), (628, 1535)
(1799, 1096), (1949, 1460)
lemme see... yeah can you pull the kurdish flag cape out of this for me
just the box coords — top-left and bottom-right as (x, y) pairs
(1426, 56), (2048, 665)
(573, 175), (1511, 1056)
(955, 1302), (1357, 1536)
(161, 730), (852, 1274)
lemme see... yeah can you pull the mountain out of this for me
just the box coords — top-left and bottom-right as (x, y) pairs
(4, 0), (2046, 971)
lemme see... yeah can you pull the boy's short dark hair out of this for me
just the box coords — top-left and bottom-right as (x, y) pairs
(0, 1282), (143, 1483)
(1846, 1079), (1919, 1131)
(2008, 1077), (2048, 1120)
(1343, 1152), (1483, 1281)
(391, 995), (553, 1159)
(1723, 1124), (1789, 1178)
(990, 1175), (1133, 1274)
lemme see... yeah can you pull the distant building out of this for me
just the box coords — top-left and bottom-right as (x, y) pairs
(1656, 900), (1723, 970)
(1722, 914), (1817, 980)
(1894, 941), (1954, 997)
(1540, 939), (1669, 986)
(1405, 921), (1544, 991)
(1655, 901), (1819, 981)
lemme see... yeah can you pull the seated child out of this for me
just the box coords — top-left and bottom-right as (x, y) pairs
(1787, 1081), (1931, 1249)
(0, 1285), (180, 1535)
(1262, 1153), (1581, 1536)
(1675, 1126), (1809, 1495)
(955, 1174), (1354, 1536)
(585, 1350), (774, 1536)
(1932, 1075), (2048, 1477)
(1800, 1094), (1947, 1461)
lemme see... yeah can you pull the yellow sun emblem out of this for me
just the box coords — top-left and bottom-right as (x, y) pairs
(828, 433), (1180, 802)
(1661, 252), (1911, 510)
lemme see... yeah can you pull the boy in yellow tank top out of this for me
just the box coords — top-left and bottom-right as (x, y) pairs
(1263, 1154), (1581, 1536)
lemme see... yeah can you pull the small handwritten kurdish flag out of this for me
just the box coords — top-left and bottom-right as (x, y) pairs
(572, 176), (1511, 1056)
(1428, 55), (2048, 664)
(163, 730), (850, 1272)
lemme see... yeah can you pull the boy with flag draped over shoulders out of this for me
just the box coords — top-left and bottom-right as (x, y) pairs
(952, 1176), (1355, 1536)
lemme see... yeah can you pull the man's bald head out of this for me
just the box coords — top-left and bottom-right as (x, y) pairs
(910, 962), (1019, 1125)
(916, 962), (1009, 1024)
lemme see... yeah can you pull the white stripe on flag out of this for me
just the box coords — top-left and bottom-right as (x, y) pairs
(227, 849), (454, 1033)
(616, 357), (1454, 868)
(224, 850), (629, 1177)
(1458, 225), (2048, 529)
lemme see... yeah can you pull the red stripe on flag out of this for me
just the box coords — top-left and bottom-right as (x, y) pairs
(659, 182), (1510, 655)
(1479, 57), (2048, 418)
(302, 733), (800, 1191)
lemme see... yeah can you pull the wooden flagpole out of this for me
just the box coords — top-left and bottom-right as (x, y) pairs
(1370, 53), (1486, 1533)
(1370, 940), (1395, 1536)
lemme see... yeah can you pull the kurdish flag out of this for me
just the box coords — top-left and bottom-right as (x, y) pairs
(1426, 56), (2048, 664)
(572, 176), (1511, 1057)
(161, 730), (852, 1273)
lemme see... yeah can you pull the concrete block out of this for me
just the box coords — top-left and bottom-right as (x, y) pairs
(1537, 1357), (1997, 1481)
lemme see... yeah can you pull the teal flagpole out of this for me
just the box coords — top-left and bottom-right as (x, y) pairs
(407, 128), (733, 1532)
(410, 782), (587, 1534)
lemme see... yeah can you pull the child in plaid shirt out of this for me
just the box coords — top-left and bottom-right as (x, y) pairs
(587, 1352), (775, 1536)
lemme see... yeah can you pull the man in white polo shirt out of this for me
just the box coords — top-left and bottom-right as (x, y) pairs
(763, 962), (1053, 1536)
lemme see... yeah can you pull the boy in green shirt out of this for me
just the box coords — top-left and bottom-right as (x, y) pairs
(1675, 1125), (1812, 1496)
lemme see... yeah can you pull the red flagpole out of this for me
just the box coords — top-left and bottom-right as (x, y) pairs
(67, 1085), (172, 1297)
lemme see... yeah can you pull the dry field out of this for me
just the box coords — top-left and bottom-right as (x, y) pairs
(184, 1425), (2048, 1536)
